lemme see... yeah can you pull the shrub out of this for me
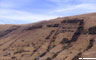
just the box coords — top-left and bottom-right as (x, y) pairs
(47, 25), (53, 27)
(72, 52), (82, 60)
(26, 25), (42, 30)
(46, 57), (52, 60)
(53, 24), (59, 27)
(60, 38), (70, 44)
(88, 26), (96, 34)
(86, 39), (95, 50)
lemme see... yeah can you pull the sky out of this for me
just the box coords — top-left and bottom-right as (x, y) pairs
(0, 0), (96, 24)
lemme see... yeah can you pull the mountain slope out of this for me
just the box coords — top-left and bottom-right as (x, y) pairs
(0, 13), (96, 60)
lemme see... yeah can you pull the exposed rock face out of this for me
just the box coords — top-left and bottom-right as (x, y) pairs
(0, 13), (96, 60)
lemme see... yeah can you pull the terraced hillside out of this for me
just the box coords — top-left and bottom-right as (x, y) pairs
(0, 13), (96, 60)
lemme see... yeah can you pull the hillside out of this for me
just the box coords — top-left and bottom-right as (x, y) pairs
(0, 13), (96, 60)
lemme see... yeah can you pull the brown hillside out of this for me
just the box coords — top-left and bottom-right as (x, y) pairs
(0, 13), (96, 60)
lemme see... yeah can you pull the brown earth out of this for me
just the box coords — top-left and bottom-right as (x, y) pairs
(0, 13), (96, 60)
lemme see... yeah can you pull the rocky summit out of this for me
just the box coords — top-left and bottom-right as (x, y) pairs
(0, 13), (96, 60)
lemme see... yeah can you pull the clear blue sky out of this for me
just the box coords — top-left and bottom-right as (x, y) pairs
(0, 0), (96, 24)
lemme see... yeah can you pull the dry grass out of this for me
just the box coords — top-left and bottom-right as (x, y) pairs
(0, 13), (96, 60)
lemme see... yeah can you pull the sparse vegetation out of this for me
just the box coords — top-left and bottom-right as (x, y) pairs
(0, 13), (96, 60)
